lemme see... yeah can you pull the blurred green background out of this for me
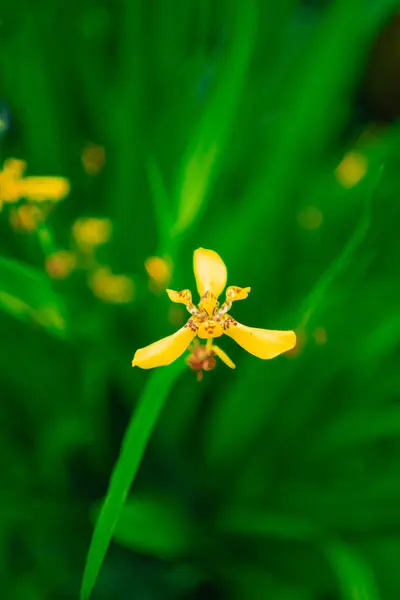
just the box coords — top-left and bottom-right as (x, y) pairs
(1, 1), (400, 598)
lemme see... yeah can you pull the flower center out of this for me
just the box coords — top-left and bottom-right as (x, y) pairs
(181, 287), (246, 338)
(197, 320), (224, 339)
(198, 291), (218, 317)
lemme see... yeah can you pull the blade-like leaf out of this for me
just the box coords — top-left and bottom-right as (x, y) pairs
(171, 1), (256, 239)
(0, 255), (67, 337)
(80, 359), (186, 600)
(323, 540), (380, 600)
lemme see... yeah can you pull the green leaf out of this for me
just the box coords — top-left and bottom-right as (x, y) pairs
(323, 540), (380, 600)
(106, 493), (194, 558)
(171, 1), (256, 239)
(172, 138), (218, 238)
(299, 163), (383, 326)
(80, 359), (186, 600)
(0, 255), (67, 337)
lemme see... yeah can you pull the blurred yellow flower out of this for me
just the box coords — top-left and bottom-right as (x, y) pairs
(46, 251), (77, 280)
(9, 204), (44, 232)
(297, 206), (323, 230)
(19, 177), (70, 202)
(89, 267), (134, 304)
(313, 327), (327, 345)
(145, 255), (172, 291)
(0, 159), (27, 205)
(0, 181), (20, 205)
(0, 158), (70, 204)
(2, 158), (27, 178)
(72, 217), (112, 251)
(82, 144), (105, 175)
(335, 151), (367, 189)
(132, 248), (296, 370)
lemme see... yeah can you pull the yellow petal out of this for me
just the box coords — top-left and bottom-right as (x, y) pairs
(3, 158), (27, 178)
(193, 248), (227, 299)
(224, 320), (296, 359)
(9, 204), (42, 231)
(73, 217), (112, 248)
(335, 151), (367, 189)
(226, 286), (251, 302)
(166, 288), (193, 306)
(145, 256), (172, 287)
(132, 324), (197, 369)
(82, 144), (106, 175)
(197, 321), (224, 339)
(45, 251), (77, 280)
(212, 344), (235, 369)
(20, 177), (70, 202)
(89, 267), (134, 304)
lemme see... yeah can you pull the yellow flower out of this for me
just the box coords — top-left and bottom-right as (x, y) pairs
(45, 251), (77, 280)
(0, 158), (70, 204)
(297, 206), (323, 231)
(82, 144), (105, 175)
(132, 248), (296, 370)
(0, 159), (27, 204)
(335, 151), (367, 189)
(145, 255), (172, 291)
(19, 177), (70, 202)
(72, 217), (112, 251)
(9, 204), (44, 232)
(89, 267), (134, 304)
(313, 327), (327, 345)
(2, 158), (27, 179)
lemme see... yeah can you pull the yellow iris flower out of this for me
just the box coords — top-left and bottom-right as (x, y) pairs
(132, 248), (296, 370)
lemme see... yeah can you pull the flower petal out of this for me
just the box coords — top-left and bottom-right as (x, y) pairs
(20, 177), (70, 202)
(193, 248), (227, 299)
(226, 286), (251, 302)
(132, 324), (197, 369)
(166, 288), (193, 306)
(212, 344), (236, 369)
(224, 321), (296, 359)
(3, 158), (27, 178)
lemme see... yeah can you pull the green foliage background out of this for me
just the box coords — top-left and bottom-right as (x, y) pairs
(1, 1), (400, 598)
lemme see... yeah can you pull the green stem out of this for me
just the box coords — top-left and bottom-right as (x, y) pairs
(36, 221), (56, 257)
